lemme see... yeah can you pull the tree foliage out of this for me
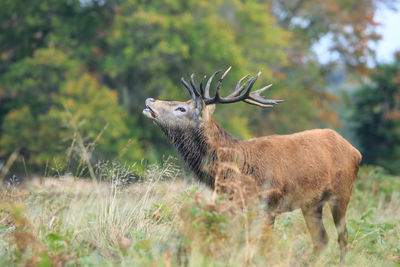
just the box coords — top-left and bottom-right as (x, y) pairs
(271, 0), (396, 72)
(0, 48), (142, 172)
(352, 52), (400, 174)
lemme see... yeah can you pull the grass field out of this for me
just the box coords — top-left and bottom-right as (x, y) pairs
(1, 164), (399, 266)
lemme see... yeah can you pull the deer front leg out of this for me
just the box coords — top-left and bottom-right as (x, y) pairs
(265, 188), (283, 212)
(263, 188), (283, 229)
(261, 189), (281, 246)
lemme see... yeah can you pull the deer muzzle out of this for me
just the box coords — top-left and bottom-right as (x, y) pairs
(143, 98), (157, 119)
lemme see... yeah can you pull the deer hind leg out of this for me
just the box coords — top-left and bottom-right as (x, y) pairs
(301, 204), (329, 253)
(329, 199), (350, 265)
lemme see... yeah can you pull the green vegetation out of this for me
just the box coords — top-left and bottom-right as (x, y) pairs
(0, 48), (142, 172)
(0, 165), (399, 266)
(352, 53), (400, 174)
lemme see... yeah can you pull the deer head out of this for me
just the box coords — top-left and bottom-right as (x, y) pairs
(142, 67), (283, 130)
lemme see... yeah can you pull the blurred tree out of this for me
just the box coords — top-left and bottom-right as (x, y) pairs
(270, 0), (398, 72)
(0, 0), (112, 67)
(0, 0), (113, 161)
(250, 0), (400, 139)
(351, 52), (400, 174)
(0, 48), (143, 172)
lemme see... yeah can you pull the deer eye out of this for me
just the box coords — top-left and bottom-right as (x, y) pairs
(175, 107), (186, 112)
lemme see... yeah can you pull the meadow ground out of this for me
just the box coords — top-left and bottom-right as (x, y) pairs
(0, 165), (399, 266)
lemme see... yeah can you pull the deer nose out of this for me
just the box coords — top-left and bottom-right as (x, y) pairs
(145, 98), (155, 105)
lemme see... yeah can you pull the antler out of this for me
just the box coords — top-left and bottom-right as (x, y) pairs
(181, 74), (200, 99)
(181, 67), (283, 108)
(203, 67), (283, 108)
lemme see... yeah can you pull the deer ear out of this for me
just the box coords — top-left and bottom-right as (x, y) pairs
(199, 103), (215, 120)
(193, 98), (214, 118)
(192, 98), (204, 116)
(206, 104), (216, 115)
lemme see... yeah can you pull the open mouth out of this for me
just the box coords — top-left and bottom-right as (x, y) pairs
(143, 105), (157, 119)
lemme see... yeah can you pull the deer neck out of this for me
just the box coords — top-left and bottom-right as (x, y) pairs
(160, 119), (236, 188)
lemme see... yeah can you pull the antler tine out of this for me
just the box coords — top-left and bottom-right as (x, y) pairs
(239, 71), (283, 106)
(181, 77), (195, 99)
(248, 84), (284, 105)
(214, 66), (232, 100)
(251, 84), (273, 96)
(244, 99), (274, 108)
(199, 75), (206, 97)
(237, 74), (250, 87)
(238, 70), (262, 98)
(204, 70), (221, 98)
(190, 73), (200, 97)
(226, 74), (251, 98)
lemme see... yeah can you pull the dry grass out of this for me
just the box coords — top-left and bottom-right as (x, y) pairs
(0, 165), (399, 266)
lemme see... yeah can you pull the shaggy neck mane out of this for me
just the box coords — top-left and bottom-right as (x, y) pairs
(159, 119), (236, 188)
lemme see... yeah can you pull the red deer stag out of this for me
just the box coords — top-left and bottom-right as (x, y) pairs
(143, 67), (361, 264)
